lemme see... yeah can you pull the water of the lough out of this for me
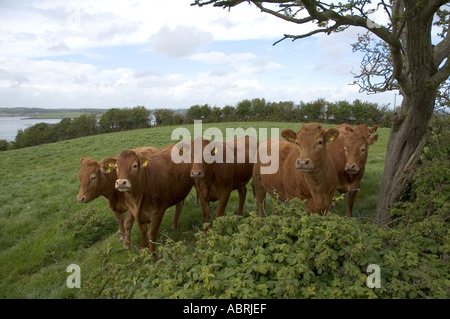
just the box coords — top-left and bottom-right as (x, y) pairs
(0, 117), (61, 141)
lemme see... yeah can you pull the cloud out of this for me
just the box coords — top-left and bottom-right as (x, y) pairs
(0, 1), (398, 110)
(210, 17), (238, 29)
(149, 25), (213, 59)
(189, 51), (284, 74)
(0, 1), (306, 59)
(0, 54), (397, 110)
(48, 41), (70, 53)
(94, 22), (140, 42)
(300, 27), (363, 77)
(190, 51), (255, 66)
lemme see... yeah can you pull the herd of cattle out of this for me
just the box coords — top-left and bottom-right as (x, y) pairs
(77, 123), (378, 255)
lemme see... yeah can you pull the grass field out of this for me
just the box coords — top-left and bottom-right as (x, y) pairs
(0, 121), (389, 298)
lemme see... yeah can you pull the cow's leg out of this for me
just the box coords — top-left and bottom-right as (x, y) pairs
(171, 201), (183, 230)
(138, 222), (148, 251)
(236, 186), (247, 216)
(252, 177), (266, 217)
(215, 189), (232, 217)
(114, 211), (125, 242)
(198, 193), (211, 225)
(346, 190), (357, 218)
(148, 211), (165, 261)
(123, 212), (135, 249)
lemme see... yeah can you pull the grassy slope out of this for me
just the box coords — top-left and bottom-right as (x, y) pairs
(0, 122), (389, 298)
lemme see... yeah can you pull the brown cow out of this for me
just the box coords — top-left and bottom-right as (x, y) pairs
(77, 146), (184, 249)
(327, 123), (378, 217)
(78, 157), (130, 245)
(252, 123), (339, 215)
(185, 136), (256, 224)
(114, 145), (193, 254)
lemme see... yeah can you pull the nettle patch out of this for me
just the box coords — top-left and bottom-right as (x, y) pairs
(81, 197), (448, 299)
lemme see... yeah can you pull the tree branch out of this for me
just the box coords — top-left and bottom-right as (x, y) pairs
(380, 0), (393, 20)
(419, 0), (449, 21)
(428, 53), (450, 90)
(252, 1), (315, 24)
(267, 1), (403, 50)
(273, 25), (342, 45)
(434, 32), (450, 67)
(193, 1), (404, 50)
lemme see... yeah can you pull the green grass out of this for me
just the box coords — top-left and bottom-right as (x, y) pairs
(0, 122), (389, 298)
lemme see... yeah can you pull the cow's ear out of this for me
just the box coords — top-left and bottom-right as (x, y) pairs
(345, 126), (355, 134)
(369, 125), (379, 134)
(176, 141), (190, 156)
(281, 129), (297, 143)
(368, 134), (378, 146)
(100, 158), (116, 174)
(325, 128), (339, 143)
(80, 157), (96, 166)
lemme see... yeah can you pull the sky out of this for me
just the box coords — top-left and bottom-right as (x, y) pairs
(0, 0), (404, 110)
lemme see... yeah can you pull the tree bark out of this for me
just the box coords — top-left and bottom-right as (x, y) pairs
(375, 2), (438, 226)
(375, 98), (432, 226)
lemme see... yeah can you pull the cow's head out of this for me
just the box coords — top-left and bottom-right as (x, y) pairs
(281, 123), (339, 173)
(190, 138), (215, 179)
(115, 150), (148, 192)
(343, 124), (378, 175)
(77, 157), (116, 202)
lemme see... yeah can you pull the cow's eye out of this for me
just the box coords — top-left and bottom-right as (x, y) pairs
(317, 140), (323, 146)
(132, 163), (138, 169)
(361, 147), (366, 153)
(90, 174), (96, 180)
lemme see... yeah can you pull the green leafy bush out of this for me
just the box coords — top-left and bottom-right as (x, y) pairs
(392, 116), (449, 227)
(81, 197), (449, 299)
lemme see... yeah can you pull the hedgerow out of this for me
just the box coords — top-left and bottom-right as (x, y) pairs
(81, 197), (448, 299)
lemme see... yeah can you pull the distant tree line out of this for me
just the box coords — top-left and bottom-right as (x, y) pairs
(0, 99), (393, 151)
(154, 98), (393, 127)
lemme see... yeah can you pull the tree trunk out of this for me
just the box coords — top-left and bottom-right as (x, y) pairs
(375, 3), (437, 226)
(374, 98), (433, 226)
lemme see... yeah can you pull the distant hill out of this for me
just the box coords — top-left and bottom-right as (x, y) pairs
(0, 107), (107, 119)
(0, 107), (187, 119)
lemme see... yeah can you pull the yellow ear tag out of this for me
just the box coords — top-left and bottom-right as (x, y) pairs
(105, 168), (111, 174)
(288, 137), (295, 142)
(329, 136), (335, 142)
(108, 162), (115, 168)
(142, 160), (148, 167)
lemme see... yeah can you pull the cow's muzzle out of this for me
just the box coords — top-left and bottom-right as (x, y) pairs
(296, 158), (314, 172)
(345, 163), (359, 174)
(190, 170), (205, 178)
(115, 179), (132, 192)
(77, 194), (89, 203)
